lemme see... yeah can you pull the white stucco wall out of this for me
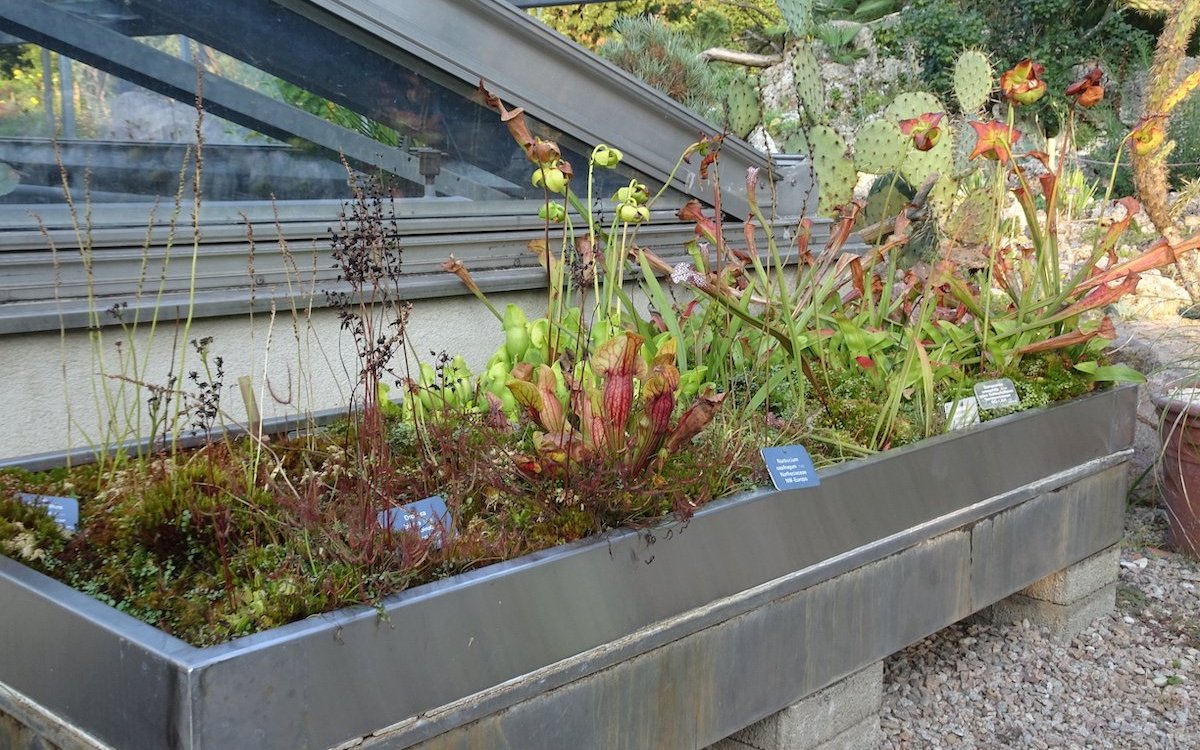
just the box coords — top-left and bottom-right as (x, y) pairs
(0, 290), (548, 460)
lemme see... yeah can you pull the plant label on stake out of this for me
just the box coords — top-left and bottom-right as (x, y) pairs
(378, 496), (454, 547)
(973, 378), (1020, 410)
(761, 445), (820, 490)
(17, 494), (79, 533)
(942, 397), (980, 431)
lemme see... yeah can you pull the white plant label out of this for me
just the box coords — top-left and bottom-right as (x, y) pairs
(973, 378), (1020, 410)
(943, 397), (980, 431)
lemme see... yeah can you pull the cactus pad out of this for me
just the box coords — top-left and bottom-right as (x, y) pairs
(725, 78), (762, 139)
(861, 173), (914, 224)
(807, 125), (857, 217)
(953, 50), (993, 113)
(776, 0), (815, 36)
(791, 47), (825, 124)
(945, 189), (998, 246)
(949, 116), (981, 180)
(853, 118), (907, 174)
(885, 92), (956, 211)
(782, 128), (811, 155)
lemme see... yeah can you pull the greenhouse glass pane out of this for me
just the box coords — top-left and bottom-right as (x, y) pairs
(0, 0), (654, 212)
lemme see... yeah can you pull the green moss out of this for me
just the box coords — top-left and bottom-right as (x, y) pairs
(0, 364), (1116, 646)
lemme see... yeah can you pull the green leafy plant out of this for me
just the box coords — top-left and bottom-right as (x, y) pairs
(11, 53), (1200, 652)
(814, 22), (867, 66)
(600, 15), (721, 114)
(879, 0), (1152, 120)
(505, 333), (726, 477)
(634, 57), (1200, 455)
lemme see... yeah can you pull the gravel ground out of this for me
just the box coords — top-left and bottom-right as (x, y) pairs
(880, 507), (1200, 749)
(875, 192), (1200, 748)
(879, 286), (1200, 749)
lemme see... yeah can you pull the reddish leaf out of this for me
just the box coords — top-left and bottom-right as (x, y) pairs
(1059, 274), (1140, 320)
(664, 390), (727, 456)
(1079, 228), (1200, 293)
(484, 392), (510, 430)
(629, 361), (681, 473)
(677, 199), (720, 246)
(1016, 316), (1117, 355)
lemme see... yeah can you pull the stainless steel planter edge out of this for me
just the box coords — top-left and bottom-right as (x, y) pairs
(0, 385), (1137, 749)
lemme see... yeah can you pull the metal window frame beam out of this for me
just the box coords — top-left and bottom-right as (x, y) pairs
(0, 0), (817, 333)
(293, 0), (778, 219)
(0, 0), (510, 201)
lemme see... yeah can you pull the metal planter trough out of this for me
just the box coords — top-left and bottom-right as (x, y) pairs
(1, 386), (1136, 750)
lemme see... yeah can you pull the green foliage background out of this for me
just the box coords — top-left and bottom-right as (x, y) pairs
(878, 0), (1154, 128)
(532, 1), (783, 50)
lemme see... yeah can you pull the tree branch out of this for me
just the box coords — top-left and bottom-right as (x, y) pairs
(697, 47), (783, 68)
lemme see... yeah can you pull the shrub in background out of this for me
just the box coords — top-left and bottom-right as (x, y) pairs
(599, 15), (720, 115)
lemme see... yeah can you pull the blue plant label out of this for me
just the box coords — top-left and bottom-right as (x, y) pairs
(973, 378), (1020, 410)
(377, 495), (453, 545)
(17, 493), (79, 533)
(942, 397), (980, 431)
(761, 445), (820, 490)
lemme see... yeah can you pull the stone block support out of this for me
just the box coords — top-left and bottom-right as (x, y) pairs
(983, 544), (1119, 638)
(707, 662), (883, 750)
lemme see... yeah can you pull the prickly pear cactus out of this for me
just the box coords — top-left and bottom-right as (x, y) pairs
(782, 128), (810, 155)
(725, 78), (762, 139)
(777, 0), (815, 36)
(853, 118), (907, 174)
(808, 125), (857, 217)
(885, 92), (956, 211)
(859, 174), (938, 262)
(952, 50), (993, 114)
(862, 173), (914, 224)
(791, 47), (825, 125)
(949, 116), (980, 180)
(897, 219), (941, 267)
(944, 189), (997, 246)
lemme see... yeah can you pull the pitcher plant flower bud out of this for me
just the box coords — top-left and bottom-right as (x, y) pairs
(617, 203), (650, 223)
(614, 181), (649, 205)
(532, 165), (568, 193)
(1129, 116), (1167, 157)
(1066, 67), (1104, 108)
(968, 120), (1021, 164)
(538, 202), (566, 223)
(1000, 59), (1047, 105)
(591, 144), (623, 168)
(899, 112), (944, 151)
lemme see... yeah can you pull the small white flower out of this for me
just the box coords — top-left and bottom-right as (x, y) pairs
(670, 263), (708, 289)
